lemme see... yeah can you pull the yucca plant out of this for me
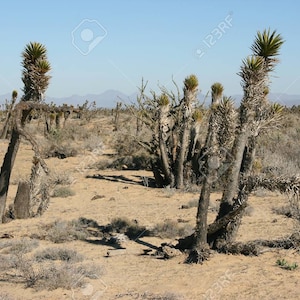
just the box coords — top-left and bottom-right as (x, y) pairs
(251, 28), (284, 72)
(0, 42), (51, 223)
(22, 42), (51, 102)
(213, 29), (284, 250)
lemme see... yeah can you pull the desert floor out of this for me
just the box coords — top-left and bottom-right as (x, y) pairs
(0, 140), (299, 300)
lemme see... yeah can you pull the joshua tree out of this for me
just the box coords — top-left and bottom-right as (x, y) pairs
(132, 75), (202, 189)
(176, 29), (286, 263)
(0, 42), (51, 223)
(213, 29), (284, 250)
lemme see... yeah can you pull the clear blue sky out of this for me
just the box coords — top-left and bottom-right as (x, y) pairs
(1, 0), (299, 99)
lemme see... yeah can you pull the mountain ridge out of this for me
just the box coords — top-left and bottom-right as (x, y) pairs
(0, 90), (299, 108)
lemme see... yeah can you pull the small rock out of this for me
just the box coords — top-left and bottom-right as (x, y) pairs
(91, 194), (105, 200)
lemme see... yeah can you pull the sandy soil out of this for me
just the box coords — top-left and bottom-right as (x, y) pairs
(0, 141), (299, 300)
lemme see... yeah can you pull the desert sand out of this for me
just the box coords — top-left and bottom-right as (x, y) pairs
(0, 140), (299, 300)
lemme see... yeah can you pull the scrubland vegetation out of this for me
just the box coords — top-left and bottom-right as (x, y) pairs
(0, 30), (299, 299)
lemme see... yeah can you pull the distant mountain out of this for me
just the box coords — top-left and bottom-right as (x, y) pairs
(46, 89), (134, 108)
(0, 90), (299, 108)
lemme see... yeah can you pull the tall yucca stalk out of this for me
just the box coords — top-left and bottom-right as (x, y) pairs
(175, 75), (198, 189)
(189, 83), (223, 263)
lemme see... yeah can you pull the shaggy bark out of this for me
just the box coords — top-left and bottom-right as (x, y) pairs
(0, 95), (17, 139)
(175, 88), (197, 189)
(13, 181), (30, 219)
(189, 88), (222, 262)
(0, 128), (21, 223)
(0, 101), (61, 222)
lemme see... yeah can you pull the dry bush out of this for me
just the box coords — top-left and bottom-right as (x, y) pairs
(35, 247), (83, 262)
(0, 293), (14, 300)
(273, 203), (300, 220)
(151, 219), (193, 239)
(140, 292), (184, 300)
(108, 154), (152, 170)
(49, 170), (74, 186)
(162, 186), (176, 198)
(83, 135), (104, 152)
(0, 254), (16, 271)
(109, 217), (149, 239)
(36, 262), (103, 291)
(35, 220), (90, 243)
(42, 142), (78, 159)
(258, 111), (300, 176)
(181, 198), (198, 209)
(52, 186), (75, 198)
(114, 131), (141, 157)
(12, 255), (102, 290)
(0, 238), (39, 254)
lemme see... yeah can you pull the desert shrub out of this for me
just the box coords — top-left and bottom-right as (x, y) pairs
(162, 186), (176, 198)
(114, 130), (143, 157)
(181, 199), (198, 209)
(273, 203), (300, 220)
(109, 217), (149, 239)
(0, 238), (39, 254)
(35, 247), (83, 262)
(92, 159), (111, 170)
(42, 143), (78, 159)
(0, 293), (14, 300)
(83, 135), (104, 152)
(0, 254), (16, 271)
(37, 220), (90, 243)
(52, 186), (75, 198)
(257, 111), (300, 176)
(12, 254), (102, 290)
(276, 258), (298, 270)
(49, 171), (74, 185)
(273, 205), (294, 218)
(108, 154), (152, 170)
(151, 219), (193, 239)
(37, 262), (103, 290)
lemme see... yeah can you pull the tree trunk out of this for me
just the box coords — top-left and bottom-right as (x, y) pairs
(189, 90), (221, 262)
(175, 89), (195, 189)
(219, 125), (249, 206)
(0, 128), (21, 223)
(158, 104), (174, 187)
(0, 96), (17, 139)
(213, 134), (256, 250)
(0, 107), (31, 223)
(13, 181), (30, 219)
(175, 125), (189, 189)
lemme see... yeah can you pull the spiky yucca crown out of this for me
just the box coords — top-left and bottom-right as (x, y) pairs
(184, 74), (198, 92)
(192, 109), (203, 122)
(158, 93), (170, 106)
(12, 90), (18, 99)
(211, 82), (224, 97)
